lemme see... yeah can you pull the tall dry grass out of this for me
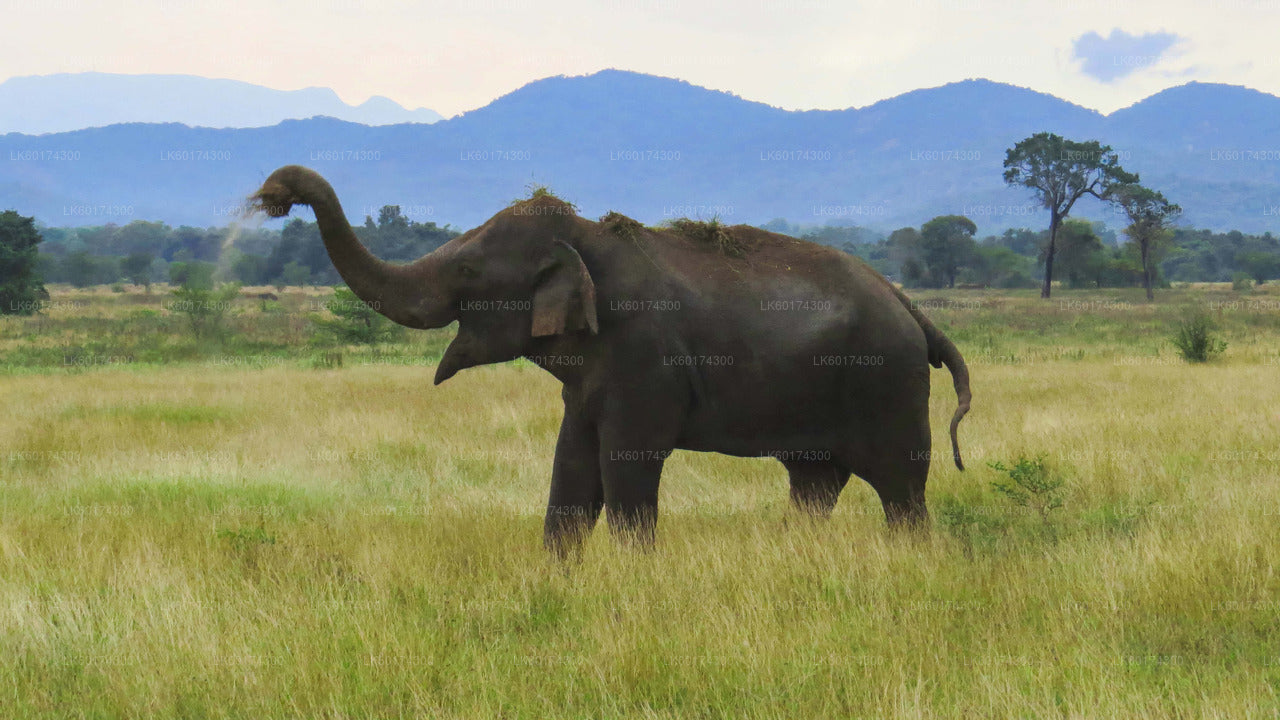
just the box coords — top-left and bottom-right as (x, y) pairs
(1, 286), (1279, 717)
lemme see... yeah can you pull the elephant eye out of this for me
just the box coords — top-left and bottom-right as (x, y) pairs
(457, 264), (479, 280)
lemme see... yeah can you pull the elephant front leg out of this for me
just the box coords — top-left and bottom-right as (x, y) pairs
(543, 409), (604, 560)
(598, 407), (680, 548)
(598, 440), (667, 549)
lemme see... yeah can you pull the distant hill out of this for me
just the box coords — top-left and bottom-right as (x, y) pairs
(2, 70), (1278, 232)
(0, 73), (443, 134)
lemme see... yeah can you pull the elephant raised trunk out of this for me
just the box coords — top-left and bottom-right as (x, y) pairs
(249, 165), (455, 330)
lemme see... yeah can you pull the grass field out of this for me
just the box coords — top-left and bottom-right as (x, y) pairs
(2, 285), (1280, 717)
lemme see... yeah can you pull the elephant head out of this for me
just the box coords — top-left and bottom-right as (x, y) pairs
(250, 166), (597, 384)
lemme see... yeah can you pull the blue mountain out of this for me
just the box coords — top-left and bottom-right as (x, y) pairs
(1, 70), (1277, 233)
(0, 73), (442, 134)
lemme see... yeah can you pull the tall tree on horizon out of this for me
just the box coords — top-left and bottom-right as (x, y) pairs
(1113, 184), (1181, 301)
(1003, 133), (1138, 298)
(919, 215), (978, 288)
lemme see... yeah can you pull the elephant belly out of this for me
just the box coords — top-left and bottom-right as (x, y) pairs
(673, 360), (898, 458)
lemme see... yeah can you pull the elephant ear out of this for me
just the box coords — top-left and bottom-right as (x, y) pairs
(532, 240), (598, 337)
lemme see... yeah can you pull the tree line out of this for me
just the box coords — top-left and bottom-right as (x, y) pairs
(773, 217), (1280, 293)
(30, 206), (458, 291)
(776, 132), (1278, 298)
(6, 131), (1280, 318)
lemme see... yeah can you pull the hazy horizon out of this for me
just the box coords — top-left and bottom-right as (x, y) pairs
(3, 68), (1269, 123)
(1, 0), (1267, 117)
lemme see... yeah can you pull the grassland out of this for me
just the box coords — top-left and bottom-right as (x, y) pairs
(2, 284), (1280, 717)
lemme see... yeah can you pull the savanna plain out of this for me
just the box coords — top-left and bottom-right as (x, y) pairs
(2, 284), (1279, 718)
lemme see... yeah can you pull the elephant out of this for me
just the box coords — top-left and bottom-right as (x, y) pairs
(250, 166), (972, 555)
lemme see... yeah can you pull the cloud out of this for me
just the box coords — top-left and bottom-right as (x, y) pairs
(1073, 30), (1184, 83)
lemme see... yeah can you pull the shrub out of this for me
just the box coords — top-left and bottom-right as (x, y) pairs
(169, 281), (241, 341)
(936, 495), (1007, 557)
(312, 286), (402, 345)
(988, 454), (1064, 522)
(1171, 314), (1227, 363)
(1231, 272), (1253, 292)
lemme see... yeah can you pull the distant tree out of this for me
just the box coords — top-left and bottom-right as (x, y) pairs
(0, 210), (48, 315)
(266, 218), (335, 284)
(114, 221), (170, 256)
(970, 244), (1033, 288)
(919, 215), (978, 288)
(1114, 184), (1181, 301)
(169, 260), (216, 290)
(1053, 220), (1104, 289)
(75, 224), (119, 257)
(1003, 133), (1138, 298)
(62, 251), (102, 288)
(992, 228), (1046, 257)
(230, 252), (269, 285)
(760, 218), (801, 236)
(281, 261), (312, 287)
(803, 224), (876, 248)
(168, 225), (221, 262)
(1236, 251), (1280, 285)
(121, 251), (155, 292)
(885, 227), (925, 286)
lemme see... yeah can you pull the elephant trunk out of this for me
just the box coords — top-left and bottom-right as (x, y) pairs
(251, 165), (455, 329)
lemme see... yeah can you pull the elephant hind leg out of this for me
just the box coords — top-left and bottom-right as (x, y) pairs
(869, 472), (929, 527)
(856, 441), (931, 529)
(784, 460), (851, 518)
(849, 403), (932, 529)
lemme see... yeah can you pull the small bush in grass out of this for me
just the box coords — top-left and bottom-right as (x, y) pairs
(169, 281), (240, 341)
(312, 286), (402, 345)
(1171, 313), (1227, 363)
(988, 454), (1064, 522)
(936, 495), (1006, 557)
(1232, 272), (1254, 292)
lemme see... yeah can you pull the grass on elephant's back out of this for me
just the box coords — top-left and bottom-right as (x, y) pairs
(2, 359), (1280, 716)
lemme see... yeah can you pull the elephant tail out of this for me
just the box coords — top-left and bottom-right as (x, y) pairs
(889, 285), (972, 470)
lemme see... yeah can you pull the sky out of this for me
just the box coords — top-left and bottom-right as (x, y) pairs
(1, 0), (1272, 116)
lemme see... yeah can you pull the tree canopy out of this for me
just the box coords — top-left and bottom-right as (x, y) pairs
(0, 210), (48, 315)
(1004, 133), (1138, 298)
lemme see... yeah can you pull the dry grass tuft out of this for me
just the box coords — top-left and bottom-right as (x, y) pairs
(665, 217), (749, 257)
(599, 211), (643, 242)
(507, 184), (578, 217)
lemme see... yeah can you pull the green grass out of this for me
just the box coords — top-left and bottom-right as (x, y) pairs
(1, 285), (1280, 716)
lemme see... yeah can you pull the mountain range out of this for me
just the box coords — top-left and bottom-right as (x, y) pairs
(0, 73), (442, 134)
(2, 70), (1279, 233)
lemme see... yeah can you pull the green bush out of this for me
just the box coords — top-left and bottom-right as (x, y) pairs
(1231, 272), (1254, 292)
(169, 282), (241, 341)
(1171, 314), (1227, 363)
(988, 454), (1065, 522)
(936, 495), (1007, 556)
(312, 286), (402, 346)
